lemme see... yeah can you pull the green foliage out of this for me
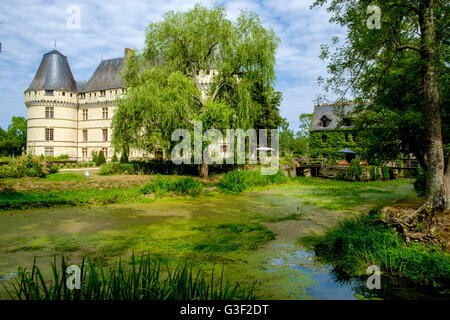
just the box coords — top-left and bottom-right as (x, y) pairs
(343, 159), (363, 181)
(111, 153), (118, 163)
(298, 113), (313, 137)
(120, 148), (129, 164)
(303, 210), (450, 287)
(414, 168), (427, 196)
(113, 5), (281, 166)
(218, 169), (287, 193)
(0, 116), (27, 156)
(309, 130), (360, 160)
(192, 223), (275, 252)
(0, 155), (48, 178)
(5, 253), (254, 300)
(381, 166), (390, 181)
(99, 163), (135, 175)
(140, 176), (203, 197)
(96, 150), (106, 167)
(279, 128), (308, 156)
(92, 151), (98, 165)
(312, 0), (449, 171)
(369, 166), (380, 181)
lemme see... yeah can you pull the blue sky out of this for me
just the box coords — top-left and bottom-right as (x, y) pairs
(0, 0), (343, 130)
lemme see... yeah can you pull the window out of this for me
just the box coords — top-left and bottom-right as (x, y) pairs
(82, 147), (88, 159)
(45, 128), (54, 141)
(80, 93), (85, 99)
(320, 116), (331, 128)
(345, 133), (349, 142)
(207, 70), (211, 75)
(45, 90), (54, 95)
(102, 147), (108, 158)
(343, 118), (353, 127)
(45, 147), (54, 156)
(62, 92), (65, 96)
(103, 129), (108, 141)
(352, 133), (358, 142)
(83, 129), (88, 142)
(322, 134), (327, 143)
(100, 90), (106, 97)
(82, 109), (88, 120)
(45, 107), (54, 119)
(70, 93), (73, 97)
(102, 107), (108, 119)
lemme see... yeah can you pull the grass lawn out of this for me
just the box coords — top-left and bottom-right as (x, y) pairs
(0, 175), (419, 299)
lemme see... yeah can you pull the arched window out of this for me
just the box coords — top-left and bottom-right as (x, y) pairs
(322, 134), (327, 143)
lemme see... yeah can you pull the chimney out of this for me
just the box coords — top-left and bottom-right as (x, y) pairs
(124, 48), (133, 62)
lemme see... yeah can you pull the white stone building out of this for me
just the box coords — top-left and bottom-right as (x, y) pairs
(25, 48), (219, 161)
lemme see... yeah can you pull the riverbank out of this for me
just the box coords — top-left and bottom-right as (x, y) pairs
(299, 208), (450, 294)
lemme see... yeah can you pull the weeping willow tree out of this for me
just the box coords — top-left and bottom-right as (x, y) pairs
(112, 5), (280, 178)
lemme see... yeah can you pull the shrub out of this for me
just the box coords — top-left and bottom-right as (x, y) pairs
(0, 155), (47, 178)
(120, 148), (129, 164)
(344, 159), (363, 181)
(140, 176), (203, 196)
(369, 166), (380, 180)
(99, 163), (135, 175)
(96, 150), (106, 167)
(111, 153), (118, 163)
(218, 169), (287, 193)
(382, 166), (390, 180)
(92, 151), (98, 165)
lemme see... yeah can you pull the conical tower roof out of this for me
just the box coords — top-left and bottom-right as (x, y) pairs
(27, 49), (77, 92)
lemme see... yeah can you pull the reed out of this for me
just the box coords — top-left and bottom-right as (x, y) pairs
(4, 253), (254, 300)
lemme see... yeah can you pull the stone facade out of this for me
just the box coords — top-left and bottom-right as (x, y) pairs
(25, 48), (214, 160)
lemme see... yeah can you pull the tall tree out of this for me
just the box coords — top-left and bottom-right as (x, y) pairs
(313, 0), (449, 212)
(0, 116), (27, 156)
(298, 113), (313, 138)
(113, 5), (280, 178)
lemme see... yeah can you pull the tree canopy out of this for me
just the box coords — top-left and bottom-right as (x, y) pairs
(0, 116), (27, 157)
(313, 0), (449, 211)
(112, 5), (281, 177)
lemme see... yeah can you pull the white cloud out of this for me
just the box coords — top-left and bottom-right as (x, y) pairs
(0, 0), (341, 129)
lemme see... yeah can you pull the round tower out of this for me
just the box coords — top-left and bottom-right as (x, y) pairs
(24, 49), (78, 158)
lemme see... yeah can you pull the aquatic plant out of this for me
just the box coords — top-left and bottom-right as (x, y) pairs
(4, 253), (255, 300)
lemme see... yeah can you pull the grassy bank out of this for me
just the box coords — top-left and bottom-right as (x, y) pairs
(300, 209), (450, 288)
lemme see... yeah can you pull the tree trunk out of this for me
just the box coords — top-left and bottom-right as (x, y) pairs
(419, 0), (449, 212)
(199, 162), (209, 179)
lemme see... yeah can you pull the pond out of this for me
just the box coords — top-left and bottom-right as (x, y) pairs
(1, 180), (446, 299)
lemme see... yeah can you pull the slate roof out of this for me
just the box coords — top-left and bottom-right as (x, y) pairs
(26, 50), (78, 92)
(76, 80), (87, 92)
(310, 103), (357, 131)
(81, 57), (125, 92)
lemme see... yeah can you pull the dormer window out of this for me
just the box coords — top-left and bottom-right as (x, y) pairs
(320, 116), (331, 128)
(100, 90), (106, 97)
(45, 90), (54, 96)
